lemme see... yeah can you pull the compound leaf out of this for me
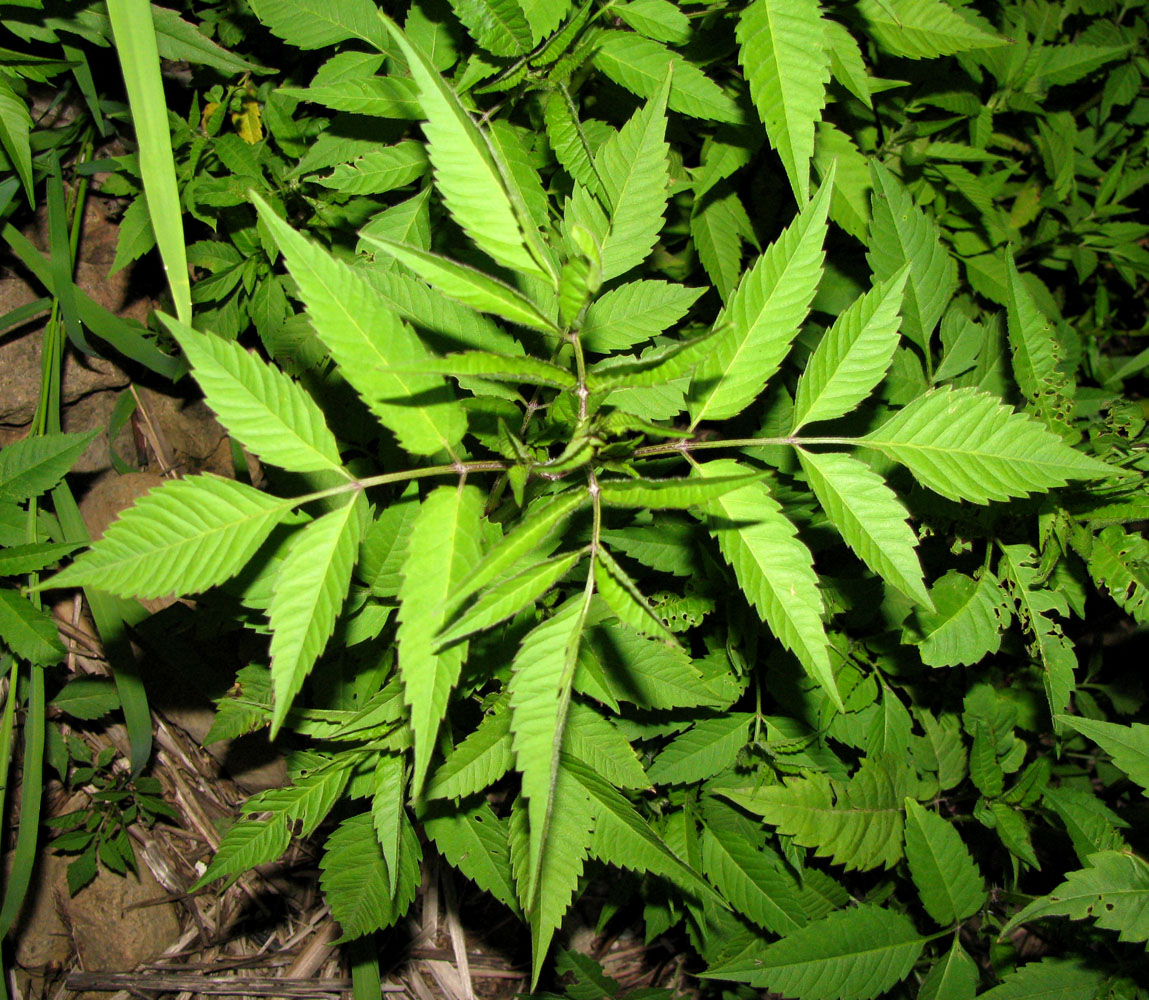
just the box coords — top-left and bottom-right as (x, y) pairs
(861, 388), (1115, 504)
(565, 753), (717, 903)
(798, 449), (930, 609)
(426, 698), (514, 800)
(0, 431), (98, 503)
(268, 495), (364, 736)
(509, 596), (589, 902)
(690, 168), (832, 425)
(704, 904), (925, 1000)
(41, 474), (287, 599)
(906, 570), (1010, 668)
(0, 590), (66, 665)
(422, 798), (520, 913)
(648, 713), (753, 786)
(320, 812), (420, 941)
(451, 0), (532, 57)
(737, 0), (829, 204)
(717, 756), (906, 871)
(380, 15), (552, 281)
(162, 315), (345, 475)
(977, 959), (1109, 1000)
(580, 280), (704, 353)
(701, 797), (807, 935)
(1056, 717), (1149, 796)
(903, 798), (986, 926)
(439, 550), (583, 646)
(361, 237), (559, 333)
(591, 31), (741, 122)
(509, 773), (594, 987)
(398, 485), (485, 795)
(791, 267), (908, 432)
(254, 195), (466, 457)
(855, 0), (1006, 59)
(595, 71), (671, 282)
(248, 0), (390, 50)
(698, 459), (837, 709)
(866, 162), (956, 356)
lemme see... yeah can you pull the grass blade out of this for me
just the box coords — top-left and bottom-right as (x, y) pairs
(106, 0), (191, 324)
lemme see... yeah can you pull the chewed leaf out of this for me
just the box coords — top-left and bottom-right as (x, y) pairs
(39, 474), (288, 599)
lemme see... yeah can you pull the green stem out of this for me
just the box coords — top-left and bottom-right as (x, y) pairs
(632, 435), (858, 459)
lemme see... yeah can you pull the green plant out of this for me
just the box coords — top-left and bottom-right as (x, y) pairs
(45, 734), (176, 895)
(5, 0), (1149, 997)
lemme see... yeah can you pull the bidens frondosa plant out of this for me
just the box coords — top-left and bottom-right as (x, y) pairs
(31, 2), (1147, 997)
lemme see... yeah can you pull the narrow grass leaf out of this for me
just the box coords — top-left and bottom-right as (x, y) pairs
(107, 0), (190, 323)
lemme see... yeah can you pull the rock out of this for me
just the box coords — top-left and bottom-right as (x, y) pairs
(62, 388), (138, 474)
(78, 471), (167, 541)
(0, 317), (130, 425)
(10, 848), (180, 972)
